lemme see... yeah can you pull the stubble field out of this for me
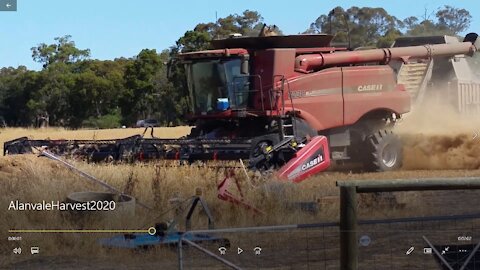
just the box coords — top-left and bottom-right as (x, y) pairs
(1, 103), (480, 268)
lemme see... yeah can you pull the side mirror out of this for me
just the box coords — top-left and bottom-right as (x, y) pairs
(241, 55), (249, 75)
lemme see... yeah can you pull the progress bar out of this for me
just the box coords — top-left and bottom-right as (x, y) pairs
(9, 227), (157, 235)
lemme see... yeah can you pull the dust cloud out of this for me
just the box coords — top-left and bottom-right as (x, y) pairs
(396, 97), (480, 170)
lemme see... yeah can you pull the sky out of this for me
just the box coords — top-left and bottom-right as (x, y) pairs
(1, 0), (479, 70)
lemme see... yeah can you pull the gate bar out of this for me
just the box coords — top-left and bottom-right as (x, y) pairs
(337, 177), (480, 270)
(337, 177), (480, 193)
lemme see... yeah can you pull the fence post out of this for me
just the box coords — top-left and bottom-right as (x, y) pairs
(340, 186), (358, 270)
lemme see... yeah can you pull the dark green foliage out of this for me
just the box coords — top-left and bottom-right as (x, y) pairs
(306, 5), (472, 48)
(174, 10), (272, 53)
(31, 35), (90, 68)
(0, 66), (38, 125)
(1, 37), (133, 128)
(403, 6), (471, 37)
(305, 7), (403, 48)
(82, 109), (122, 129)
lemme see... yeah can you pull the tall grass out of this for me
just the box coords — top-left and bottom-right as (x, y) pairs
(2, 127), (480, 266)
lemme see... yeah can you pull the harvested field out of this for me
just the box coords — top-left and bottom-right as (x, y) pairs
(1, 114), (480, 269)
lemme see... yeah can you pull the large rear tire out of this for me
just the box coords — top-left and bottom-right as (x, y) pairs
(364, 130), (403, 172)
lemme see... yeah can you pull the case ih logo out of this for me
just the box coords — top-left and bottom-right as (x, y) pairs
(357, 84), (383, 92)
(301, 154), (324, 171)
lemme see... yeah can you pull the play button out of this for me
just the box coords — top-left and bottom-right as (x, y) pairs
(237, 247), (243, 255)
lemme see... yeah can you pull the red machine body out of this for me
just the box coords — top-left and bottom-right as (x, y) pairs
(175, 33), (479, 182)
(276, 136), (331, 183)
(181, 35), (476, 127)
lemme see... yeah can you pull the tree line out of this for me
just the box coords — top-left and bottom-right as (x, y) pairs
(0, 6), (472, 128)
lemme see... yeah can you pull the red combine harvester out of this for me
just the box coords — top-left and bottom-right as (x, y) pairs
(4, 33), (479, 182)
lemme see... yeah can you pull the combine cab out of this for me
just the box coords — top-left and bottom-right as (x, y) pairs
(4, 33), (479, 182)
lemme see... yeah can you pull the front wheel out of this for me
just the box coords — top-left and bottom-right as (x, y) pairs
(364, 130), (403, 172)
(248, 134), (281, 171)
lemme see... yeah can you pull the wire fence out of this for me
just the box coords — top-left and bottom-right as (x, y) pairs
(338, 178), (480, 270)
(176, 178), (480, 270)
(178, 223), (340, 269)
(177, 215), (480, 269)
(357, 214), (480, 269)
